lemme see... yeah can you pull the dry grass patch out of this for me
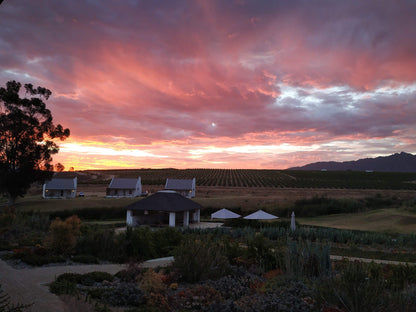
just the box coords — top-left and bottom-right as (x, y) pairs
(298, 208), (416, 234)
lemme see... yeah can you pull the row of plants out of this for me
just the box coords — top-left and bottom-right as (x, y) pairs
(1, 216), (184, 265)
(188, 224), (416, 249)
(281, 194), (402, 217)
(82, 168), (416, 189)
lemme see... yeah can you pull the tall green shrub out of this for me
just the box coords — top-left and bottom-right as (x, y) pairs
(315, 261), (387, 312)
(286, 239), (331, 279)
(173, 236), (230, 283)
(245, 234), (285, 272)
(76, 228), (119, 261)
(123, 227), (157, 261)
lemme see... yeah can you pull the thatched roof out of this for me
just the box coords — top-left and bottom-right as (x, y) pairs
(126, 191), (201, 212)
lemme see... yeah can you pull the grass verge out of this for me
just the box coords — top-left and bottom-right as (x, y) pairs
(298, 208), (416, 234)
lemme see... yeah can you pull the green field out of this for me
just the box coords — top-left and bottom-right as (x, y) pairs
(298, 208), (416, 234)
(9, 195), (137, 213)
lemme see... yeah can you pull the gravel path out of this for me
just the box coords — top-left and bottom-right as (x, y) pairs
(330, 255), (416, 266)
(0, 257), (173, 312)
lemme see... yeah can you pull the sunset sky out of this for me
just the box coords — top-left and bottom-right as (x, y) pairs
(1, 0), (416, 170)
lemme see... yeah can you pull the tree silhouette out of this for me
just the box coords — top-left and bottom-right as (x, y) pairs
(54, 163), (65, 172)
(0, 81), (70, 206)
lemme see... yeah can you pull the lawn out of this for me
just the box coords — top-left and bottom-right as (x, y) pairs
(9, 194), (137, 213)
(298, 208), (416, 234)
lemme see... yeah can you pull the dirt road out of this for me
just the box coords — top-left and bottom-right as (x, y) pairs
(0, 257), (173, 312)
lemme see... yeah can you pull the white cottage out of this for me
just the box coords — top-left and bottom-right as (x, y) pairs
(106, 177), (142, 198)
(43, 177), (77, 199)
(165, 178), (196, 198)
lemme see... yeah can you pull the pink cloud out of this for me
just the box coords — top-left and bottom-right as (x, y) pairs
(1, 0), (416, 169)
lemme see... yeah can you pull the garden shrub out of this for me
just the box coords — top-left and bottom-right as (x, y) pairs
(55, 273), (83, 284)
(82, 271), (114, 284)
(151, 227), (183, 257)
(122, 227), (157, 261)
(115, 263), (144, 283)
(146, 293), (170, 311)
(20, 253), (65, 266)
(0, 241), (11, 251)
(172, 236), (230, 283)
(220, 235), (243, 264)
(76, 226), (182, 263)
(315, 261), (387, 312)
(44, 215), (81, 255)
(384, 264), (416, 290)
(86, 287), (108, 300)
(102, 283), (144, 307)
(204, 281), (312, 312)
(5, 247), (65, 266)
(49, 279), (78, 296)
(51, 271), (114, 297)
(0, 212), (16, 229)
(245, 234), (285, 272)
(71, 254), (99, 264)
(173, 285), (221, 310)
(76, 228), (120, 261)
(0, 211), (50, 250)
(20, 211), (50, 232)
(205, 267), (264, 300)
(286, 240), (331, 279)
(138, 269), (166, 294)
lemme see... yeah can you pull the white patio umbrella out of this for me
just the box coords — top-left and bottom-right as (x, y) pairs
(211, 208), (241, 219)
(243, 209), (278, 220)
(290, 211), (296, 231)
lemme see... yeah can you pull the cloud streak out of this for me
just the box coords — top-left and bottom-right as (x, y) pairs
(1, 0), (416, 169)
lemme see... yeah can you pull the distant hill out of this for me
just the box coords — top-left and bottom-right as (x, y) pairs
(289, 152), (416, 172)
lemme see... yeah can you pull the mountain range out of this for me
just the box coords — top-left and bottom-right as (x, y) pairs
(289, 152), (416, 172)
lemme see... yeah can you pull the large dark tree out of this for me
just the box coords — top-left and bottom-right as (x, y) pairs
(0, 80), (70, 206)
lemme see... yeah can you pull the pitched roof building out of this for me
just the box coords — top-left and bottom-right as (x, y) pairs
(106, 177), (142, 197)
(43, 177), (77, 199)
(164, 178), (196, 198)
(125, 191), (201, 227)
